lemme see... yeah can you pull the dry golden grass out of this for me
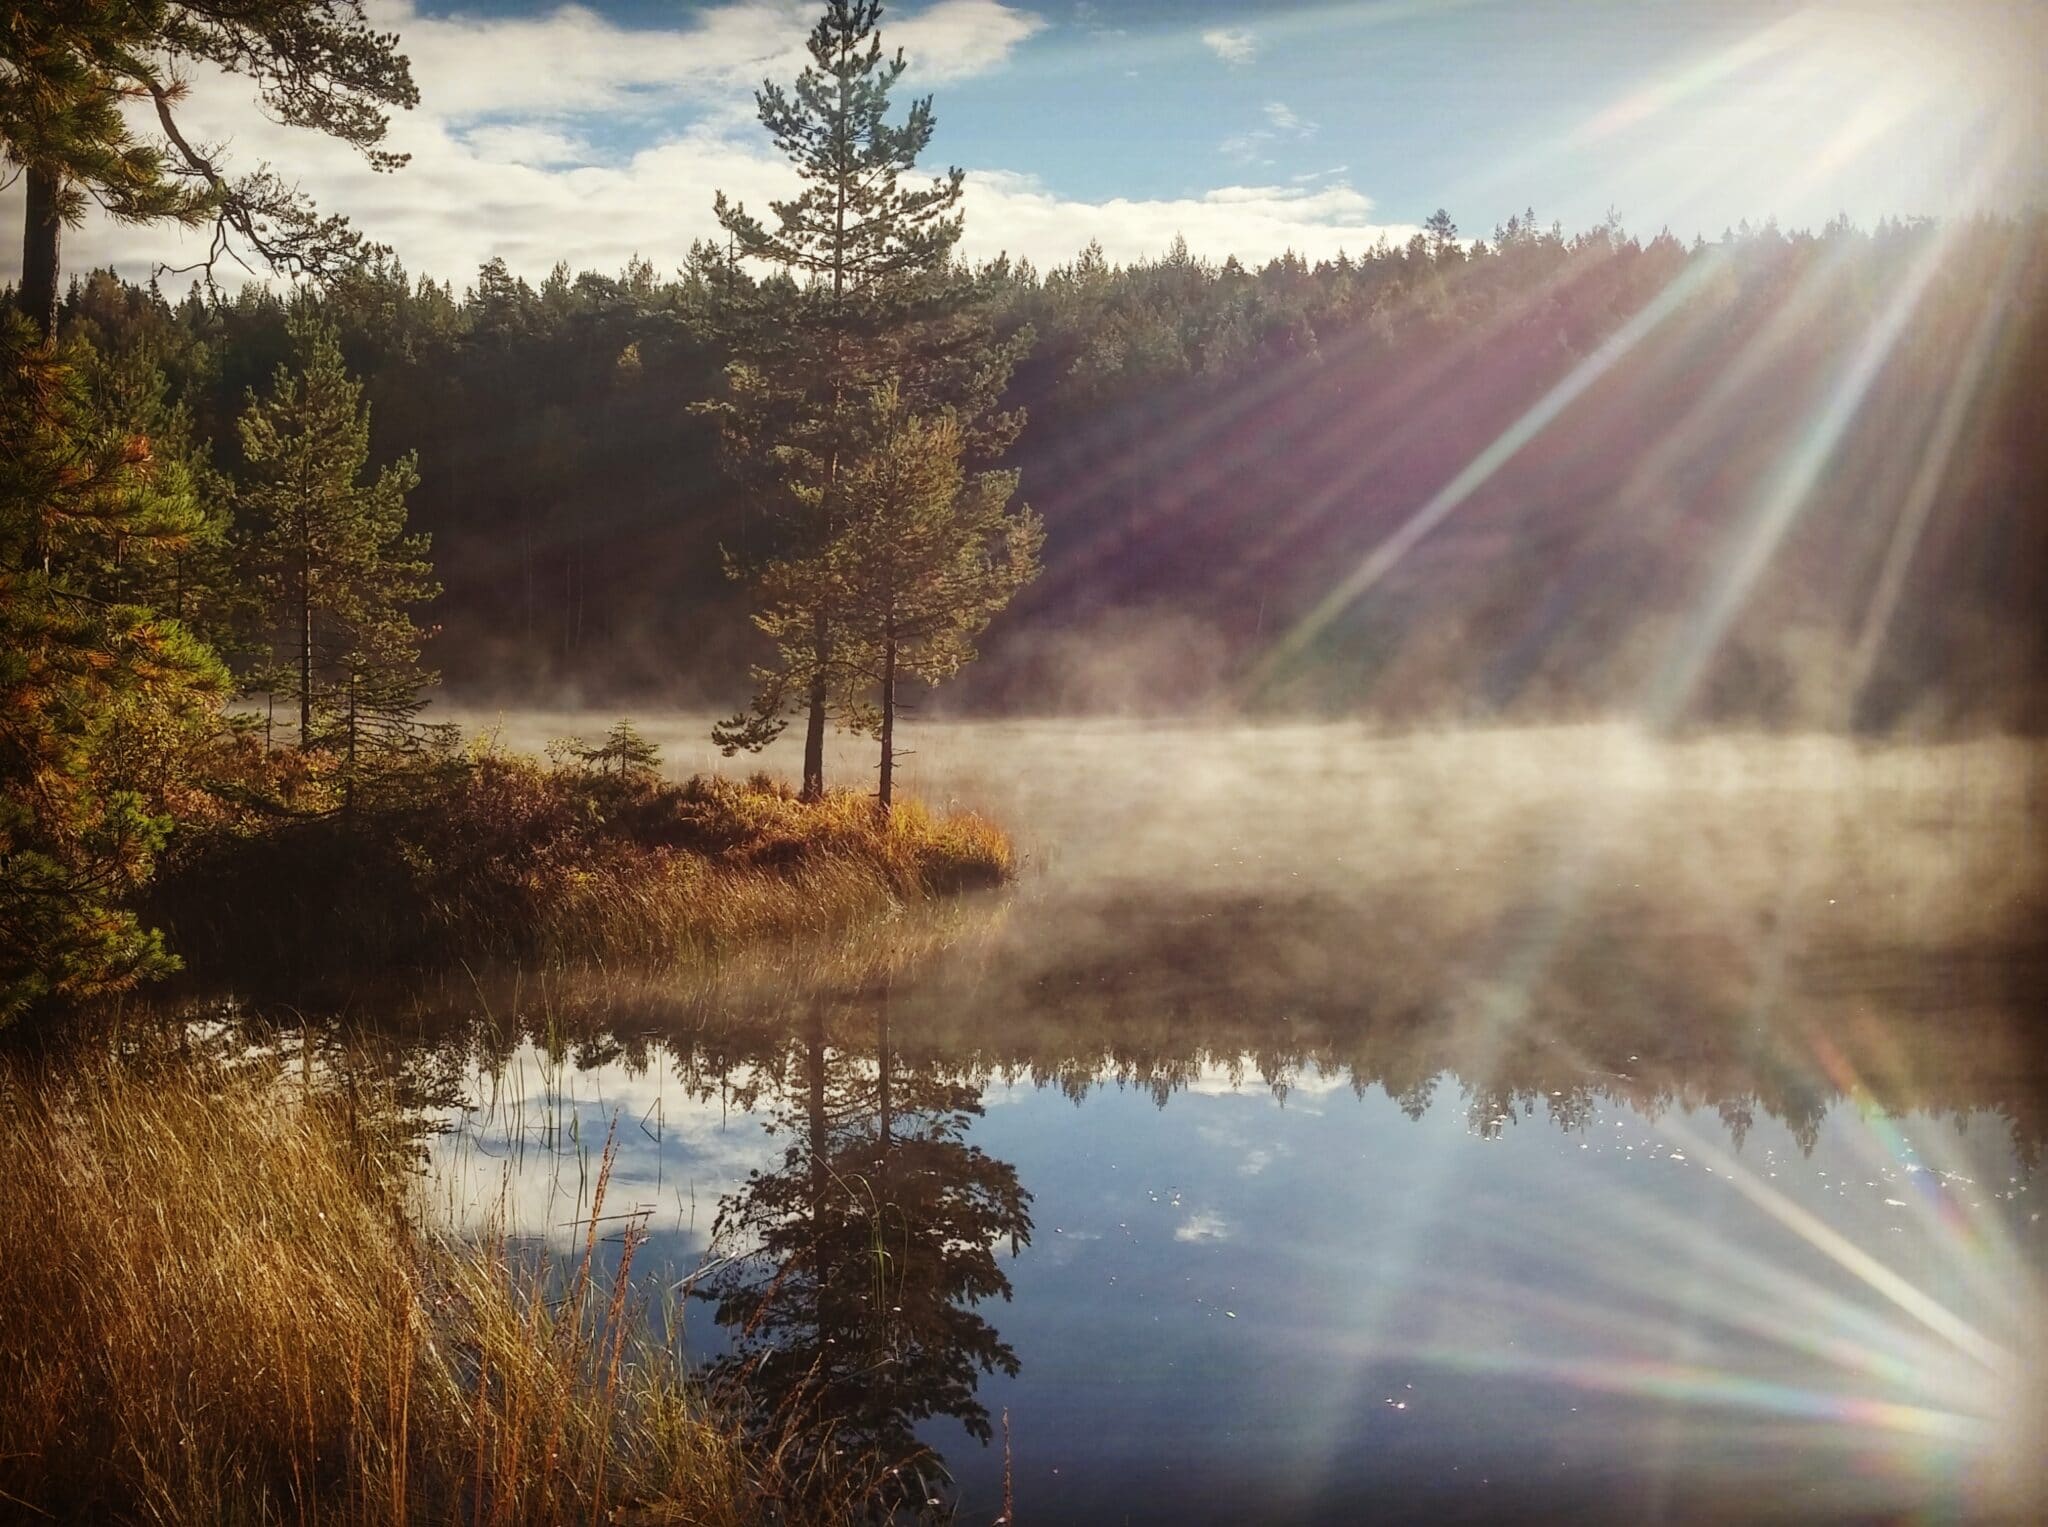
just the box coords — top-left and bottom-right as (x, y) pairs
(155, 759), (1016, 978)
(0, 1047), (756, 1526)
(538, 786), (1014, 962)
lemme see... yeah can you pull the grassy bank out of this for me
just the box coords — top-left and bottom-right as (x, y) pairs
(155, 752), (1014, 978)
(0, 1045), (766, 1525)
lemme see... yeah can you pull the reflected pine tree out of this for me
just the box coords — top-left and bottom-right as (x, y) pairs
(696, 997), (1031, 1518)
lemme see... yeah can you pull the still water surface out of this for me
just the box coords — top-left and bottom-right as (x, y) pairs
(392, 719), (2044, 1521)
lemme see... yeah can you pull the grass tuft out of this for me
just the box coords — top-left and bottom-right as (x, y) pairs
(0, 1046), (758, 1525)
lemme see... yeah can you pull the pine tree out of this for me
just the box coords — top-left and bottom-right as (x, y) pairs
(569, 718), (661, 778)
(78, 335), (245, 655)
(234, 312), (441, 800)
(828, 390), (1041, 810)
(707, 0), (1025, 797)
(1425, 208), (1461, 263)
(0, 313), (229, 1022)
(1, 1), (416, 340)
(699, 1008), (1030, 1506)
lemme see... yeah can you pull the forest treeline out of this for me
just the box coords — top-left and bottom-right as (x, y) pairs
(44, 205), (2048, 731)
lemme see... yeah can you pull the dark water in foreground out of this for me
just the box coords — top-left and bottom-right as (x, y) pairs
(383, 723), (2048, 1519)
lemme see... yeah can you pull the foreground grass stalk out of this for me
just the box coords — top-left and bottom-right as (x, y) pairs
(0, 1048), (761, 1526)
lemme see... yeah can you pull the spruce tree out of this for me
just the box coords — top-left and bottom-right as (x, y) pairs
(0, 313), (229, 1022)
(707, 0), (1025, 797)
(1, 1), (416, 340)
(234, 312), (441, 799)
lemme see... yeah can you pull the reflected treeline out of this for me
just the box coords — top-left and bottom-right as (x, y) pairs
(693, 996), (1030, 1519)
(204, 863), (2048, 1164)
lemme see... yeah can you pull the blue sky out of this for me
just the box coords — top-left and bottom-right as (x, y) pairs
(6, 0), (2043, 287)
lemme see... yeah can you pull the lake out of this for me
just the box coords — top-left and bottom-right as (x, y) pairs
(361, 719), (2048, 1521)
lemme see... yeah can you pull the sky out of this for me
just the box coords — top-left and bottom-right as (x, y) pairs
(3, 0), (2044, 291)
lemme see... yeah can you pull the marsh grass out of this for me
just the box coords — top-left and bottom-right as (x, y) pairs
(0, 1046), (766, 1525)
(154, 757), (1014, 978)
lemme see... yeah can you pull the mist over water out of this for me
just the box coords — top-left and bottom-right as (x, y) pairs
(409, 712), (2044, 1522)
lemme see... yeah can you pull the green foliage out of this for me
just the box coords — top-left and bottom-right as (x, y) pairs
(0, 0), (417, 296)
(832, 392), (1043, 697)
(0, 313), (229, 1023)
(234, 309), (445, 794)
(739, 385), (1042, 801)
(708, 0), (1029, 789)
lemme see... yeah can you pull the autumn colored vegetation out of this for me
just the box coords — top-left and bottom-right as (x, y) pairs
(0, 1043), (768, 1525)
(153, 746), (1015, 980)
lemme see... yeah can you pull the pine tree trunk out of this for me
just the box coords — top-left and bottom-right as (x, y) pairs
(877, 637), (897, 813)
(799, 170), (850, 804)
(802, 612), (828, 800)
(343, 669), (358, 818)
(298, 563), (314, 746)
(19, 166), (62, 342)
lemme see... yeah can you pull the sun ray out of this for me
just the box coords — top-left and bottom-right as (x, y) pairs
(1246, 253), (1727, 694)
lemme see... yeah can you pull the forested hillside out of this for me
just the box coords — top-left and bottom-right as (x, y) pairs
(50, 209), (2048, 732)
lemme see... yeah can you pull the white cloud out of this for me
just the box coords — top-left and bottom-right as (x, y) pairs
(427, 1045), (780, 1253)
(1263, 101), (1308, 134)
(895, 0), (1049, 80)
(381, 0), (1040, 121)
(0, 1), (1415, 288)
(1201, 27), (1259, 65)
(1175, 1210), (1233, 1243)
(1221, 98), (1318, 165)
(460, 123), (589, 168)
(975, 171), (1416, 266)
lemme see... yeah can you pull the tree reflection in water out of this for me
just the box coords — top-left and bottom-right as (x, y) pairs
(160, 850), (2045, 1519)
(694, 994), (1031, 1520)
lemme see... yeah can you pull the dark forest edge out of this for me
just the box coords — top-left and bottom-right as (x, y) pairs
(26, 208), (2048, 730)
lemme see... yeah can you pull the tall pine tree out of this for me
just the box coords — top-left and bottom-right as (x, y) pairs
(234, 312), (441, 799)
(0, 313), (228, 1022)
(707, 0), (1025, 797)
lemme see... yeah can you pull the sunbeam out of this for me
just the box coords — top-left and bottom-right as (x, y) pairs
(1246, 253), (1724, 693)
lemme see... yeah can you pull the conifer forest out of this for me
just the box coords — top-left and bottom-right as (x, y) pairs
(2, 2), (2044, 1523)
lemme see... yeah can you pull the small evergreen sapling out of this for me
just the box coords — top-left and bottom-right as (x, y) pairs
(568, 719), (662, 779)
